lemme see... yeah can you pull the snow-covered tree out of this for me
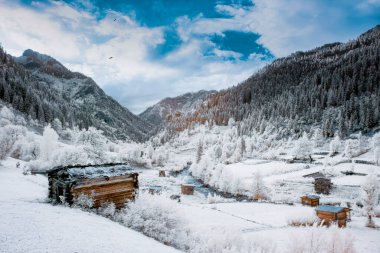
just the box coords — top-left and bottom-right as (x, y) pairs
(329, 135), (341, 156)
(251, 172), (267, 201)
(76, 127), (106, 162)
(312, 128), (324, 148)
(372, 133), (380, 165)
(0, 106), (15, 126)
(39, 125), (59, 161)
(228, 118), (236, 128)
(344, 139), (356, 159)
(361, 173), (380, 227)
(292, 132), (313, 160)
(146, 144), (154, 160)
(0, 125), (26, 159)
(232, 137), (245, 162)
(374, 147), (380, 166)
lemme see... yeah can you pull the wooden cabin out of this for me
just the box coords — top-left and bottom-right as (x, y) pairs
(181, 184), (195, 195)
(159, 170), (166, 177)
(47, 163), (138, 209)
(315, 205), (351, 227)
(301, 194), (320, 206)
(314, 177), (332, 194)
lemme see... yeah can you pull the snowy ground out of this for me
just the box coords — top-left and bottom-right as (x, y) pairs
(1, 151), (380, 253)
(0, 158), (181, 253)
(136, 158), (380, 253)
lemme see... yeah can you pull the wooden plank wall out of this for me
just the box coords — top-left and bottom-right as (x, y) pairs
(71, 174), (138, 209)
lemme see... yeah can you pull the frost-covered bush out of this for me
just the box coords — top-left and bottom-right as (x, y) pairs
(287, 225), (355, 253)
(12, 133), (40, 161)
(374, 205), (380, 218)
(73, 192), (95, 209)
(287, 209), (319, 226)
(206, 193), (225, 204)
(251, 172), (268, 200)
(0, 124), (27, 159)
(97, 202), (117, 219)
(122, 193), (188, 249)
(122, 193), (275, 253)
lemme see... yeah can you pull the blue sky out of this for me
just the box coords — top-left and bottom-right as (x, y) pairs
(0, 0), (379, 113)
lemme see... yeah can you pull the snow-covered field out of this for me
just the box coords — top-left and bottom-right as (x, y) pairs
(0, 158), (180, 253)
(2, 154), (380, 253)
(1, 105), (380, 253)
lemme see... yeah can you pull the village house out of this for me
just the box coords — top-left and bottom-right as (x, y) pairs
(300, 194), (320, 206)
(315, 205), (351, 227)
(314, 177), (333, 194)
(47, 163), (138, 209)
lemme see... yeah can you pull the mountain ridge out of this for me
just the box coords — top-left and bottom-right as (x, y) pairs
(139, 89), (216, 127)
(163, 25), (380, 138)
(0, 47), (153, 142)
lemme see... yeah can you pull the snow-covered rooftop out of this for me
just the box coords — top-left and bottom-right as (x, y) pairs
(316, 205), (345, 213)
(66, 164), (134, 179)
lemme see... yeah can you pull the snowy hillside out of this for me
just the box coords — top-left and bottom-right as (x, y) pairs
(164, 26), (380, 139)
(0, 158), (180, 253)
(0, 47), (153, 142)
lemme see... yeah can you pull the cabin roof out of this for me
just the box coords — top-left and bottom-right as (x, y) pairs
(67, 164), (133, 179)
(316, 205), (345, 213)
(303, 172), (325, 178)
(305, 194), (320, 199)
(48, 163), (136, 181)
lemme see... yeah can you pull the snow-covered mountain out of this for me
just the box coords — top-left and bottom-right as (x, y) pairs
(0, 48), (153, 141)
(140, 90), (216, 127)
(164, 25), (380, 139)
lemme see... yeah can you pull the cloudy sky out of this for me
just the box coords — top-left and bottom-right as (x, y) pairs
(0, 0), (379, 113)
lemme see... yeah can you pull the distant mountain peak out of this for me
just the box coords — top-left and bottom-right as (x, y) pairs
(2, 47), (153, 141)
(16, 49), (74, 79)
(140, 89), (216, 127)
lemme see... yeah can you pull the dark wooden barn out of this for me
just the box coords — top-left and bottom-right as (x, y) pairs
(159, 170), (166, 177)
(315, 205), (351, 227)
(301, 194), (320, 206)
(314, 177), (332, 194)
(47, 163), (138, 209)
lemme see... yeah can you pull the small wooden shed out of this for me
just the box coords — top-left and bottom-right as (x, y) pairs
(159, 170), (166, 177)
(301, 194), (320, 206)
(314, 177), (332, 194)
(181, 184), (195, 195)
(47, 163), (138, 209)
(315, 205), (351, 227)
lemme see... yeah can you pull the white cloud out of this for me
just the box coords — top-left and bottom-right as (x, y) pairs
(0, 1), (268, 114)
(4, 0), (374, 114)
(216, 0), (379, 57)
(0, 2), (82, 60)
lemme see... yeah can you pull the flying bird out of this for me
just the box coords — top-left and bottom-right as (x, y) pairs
(109, 57), (114, 59)
(113, 18), (117, 22)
